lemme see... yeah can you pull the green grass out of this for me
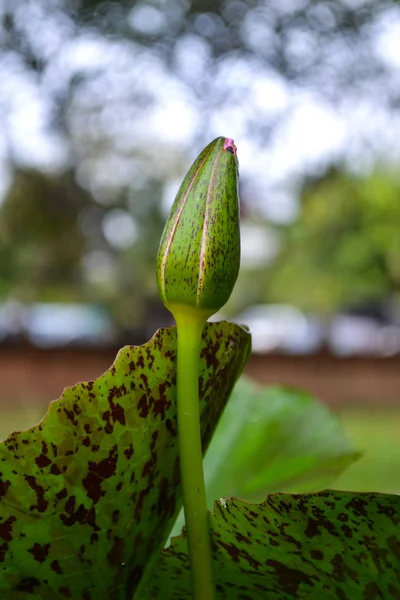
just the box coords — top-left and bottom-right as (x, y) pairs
(1, 404), (399, 496)
(0, 405), (47, 441)
(334, 408), (400, 495)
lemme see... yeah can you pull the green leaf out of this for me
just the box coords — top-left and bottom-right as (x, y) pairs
(205, 378), (359, 503)
(145, 491), (400, 599)
(0, 321), (250, 600)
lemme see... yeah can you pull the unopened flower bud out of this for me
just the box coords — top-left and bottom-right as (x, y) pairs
(157, 137), (240, 320)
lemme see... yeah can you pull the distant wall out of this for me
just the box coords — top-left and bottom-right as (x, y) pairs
(0, 345), (399, 408)
(246, 352), (400, 406)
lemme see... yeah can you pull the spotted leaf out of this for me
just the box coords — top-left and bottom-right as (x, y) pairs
(0, 322), (250, 600)
(145, 491), (400, 599)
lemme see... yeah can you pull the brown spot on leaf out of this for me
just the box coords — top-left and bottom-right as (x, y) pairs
(91, 533), (99, 544)
(0, 516), (16, 541)
(153, 382), (171, 419)
(266, 559), (313, 594)
(112, 509), (120, 524)
(346, 497), (369, 518)
(0, 542), (8, 563)
(331, 553), (358, 582)
(56, 487), (68, 501)
(235, 532), (251, 545)
(140, 373), (148, 389)
(305, 514), (338, 539)
(219, 540), (262, 570)
(25, 475), (48, 512)
(63, 407), (78, 426)
(124, 444), (134, 459)
(137, 394), (149, 418)
(341, 524), (353, 538)
(387, 535), (400, 561)
(201, 339), (220, 371)
(0, 478), (10, 499)
(142, 460), (153, 477)
(157, 476), (176, 519)
(145, 345), (155, 370)
(164, 349), (175, 361)
(60, 497), (100, 532)
(165, 418), (177, 437)
(82, 446), (118, 503)
(107, 535), (124, 566)
(28, 542), (50, 563)
(363, 581), (385, 599)
(134, 486), (151, 523)
(35, 453), (52, 469)
(107, 385), (126, 425)
(101, 411), (114, 434)
(16, 577), (41, 593)
(51, 559), (63, 574)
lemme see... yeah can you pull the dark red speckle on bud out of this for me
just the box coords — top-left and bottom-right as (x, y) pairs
(223, 138), (237, 155)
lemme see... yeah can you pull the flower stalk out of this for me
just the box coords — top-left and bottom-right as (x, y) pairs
(156, 137), (240, 600)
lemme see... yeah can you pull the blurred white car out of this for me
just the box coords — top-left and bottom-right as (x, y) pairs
(328, 314), (400, 356)
(233, 304), (322, 354)
(19, 303), (116, 348)
(0, 301), (117, 347)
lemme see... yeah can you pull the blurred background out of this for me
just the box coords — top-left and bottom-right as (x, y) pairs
(1, 0), (400, 492)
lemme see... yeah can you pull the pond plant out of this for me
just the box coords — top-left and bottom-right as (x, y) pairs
(0, 138), (399, 599)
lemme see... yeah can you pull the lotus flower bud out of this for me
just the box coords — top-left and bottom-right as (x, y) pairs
(157, 137), (240, 320)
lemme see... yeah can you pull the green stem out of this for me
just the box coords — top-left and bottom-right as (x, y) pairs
(173, 307), (216, 600)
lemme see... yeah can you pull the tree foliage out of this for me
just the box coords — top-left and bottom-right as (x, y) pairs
(0, 170), (89, 299)
(266, 169), (400, 314)
(1, 0), (400, 319)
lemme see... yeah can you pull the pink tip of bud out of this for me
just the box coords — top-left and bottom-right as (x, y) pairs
(224, 138), (237, 155)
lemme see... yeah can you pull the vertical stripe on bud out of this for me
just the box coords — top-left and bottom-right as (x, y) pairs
(157, 137), (240, 318)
